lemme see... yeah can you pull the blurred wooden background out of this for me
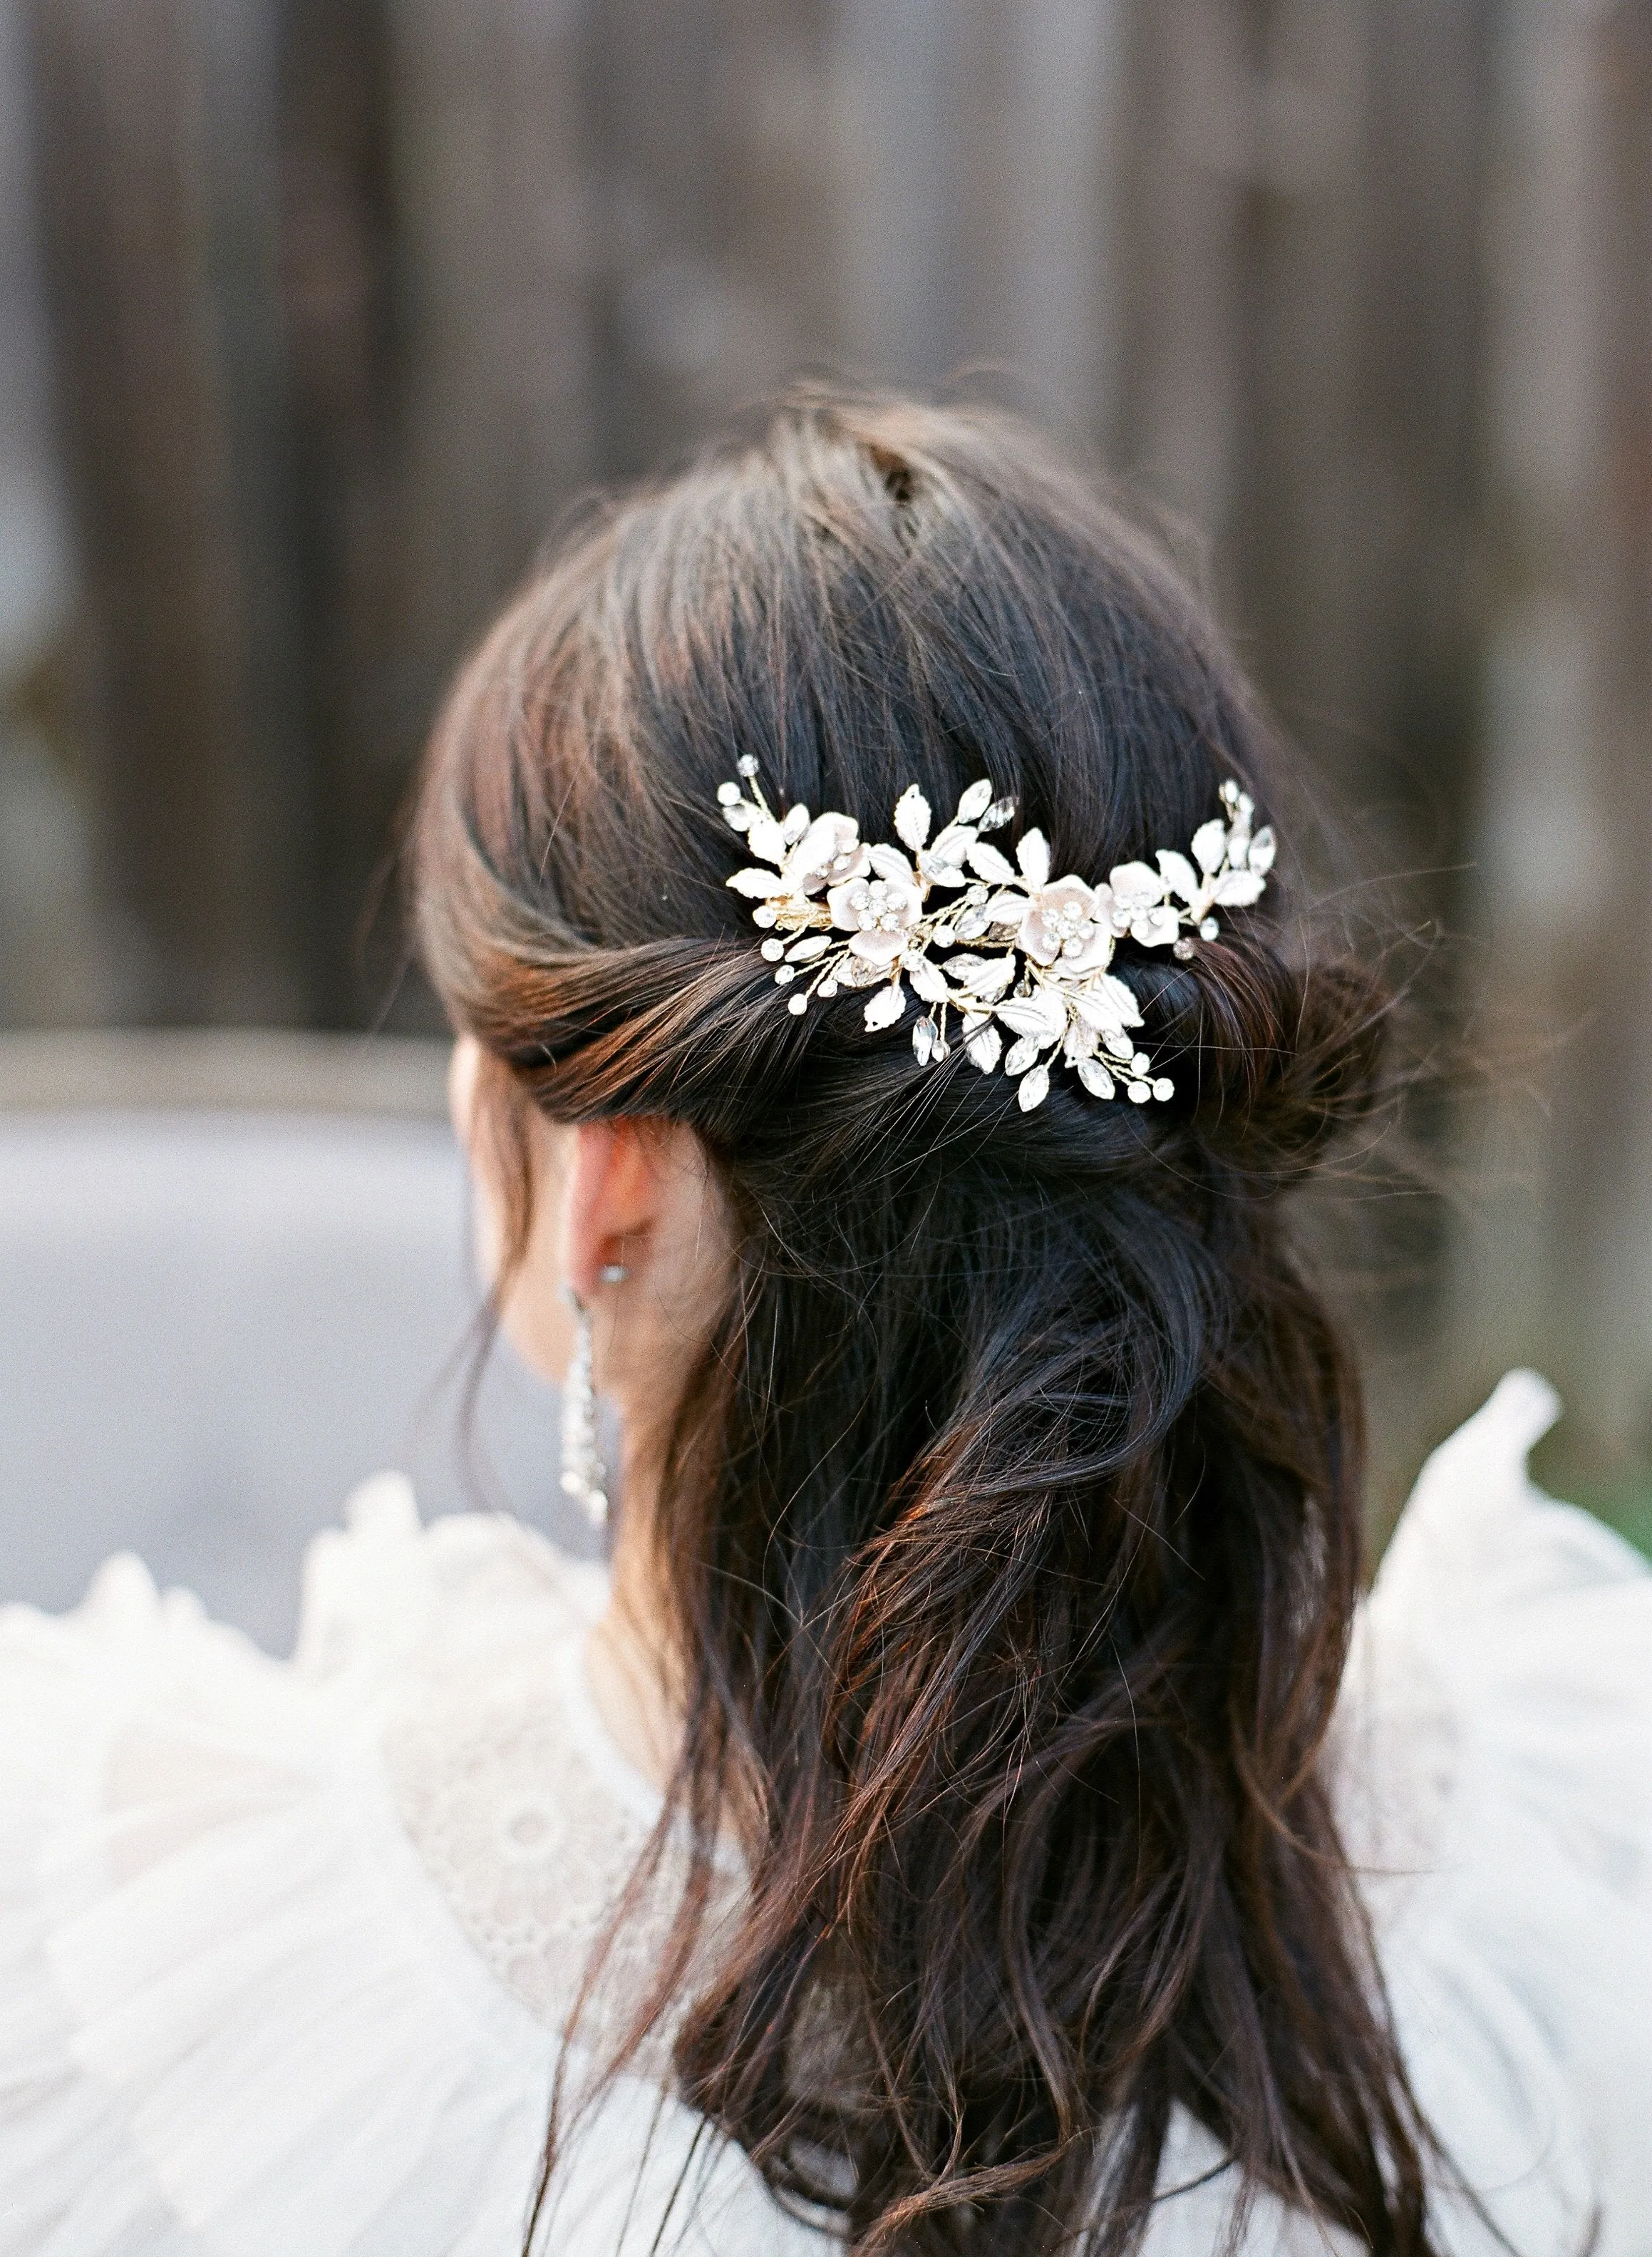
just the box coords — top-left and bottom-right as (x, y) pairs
(1, 0), (1649, 1509)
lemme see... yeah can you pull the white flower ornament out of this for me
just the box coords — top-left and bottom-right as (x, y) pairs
(716, 759), (1274, 1111)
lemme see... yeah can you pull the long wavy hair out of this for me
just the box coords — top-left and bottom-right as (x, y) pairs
(413, 394), (1442, 2254)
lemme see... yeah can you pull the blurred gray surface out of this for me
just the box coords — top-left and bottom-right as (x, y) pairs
(0, 1027), (455, 1114)
(0, 1079), (597, 1652)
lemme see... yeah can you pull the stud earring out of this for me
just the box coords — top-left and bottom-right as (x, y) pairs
(599, 1262), (629, 1285)
(558, 1284), (609, 1528)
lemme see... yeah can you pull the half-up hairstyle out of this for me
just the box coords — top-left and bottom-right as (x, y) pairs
(413, 394), (1441, 2254)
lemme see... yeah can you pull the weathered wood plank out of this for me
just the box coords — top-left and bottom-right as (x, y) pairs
(22, 0), (311, 1023)
(1455, 0), (1652, 1469)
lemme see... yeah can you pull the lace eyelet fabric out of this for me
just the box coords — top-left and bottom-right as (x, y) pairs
(378, 1532), (738, 2072)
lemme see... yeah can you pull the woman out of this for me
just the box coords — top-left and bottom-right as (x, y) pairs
(3, 396), (1648, 2256)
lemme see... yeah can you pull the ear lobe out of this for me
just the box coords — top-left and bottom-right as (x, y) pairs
(559, 1120), (662, 1300)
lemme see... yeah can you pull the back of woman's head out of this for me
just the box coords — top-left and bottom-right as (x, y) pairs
(413, 394), (1434, 2255)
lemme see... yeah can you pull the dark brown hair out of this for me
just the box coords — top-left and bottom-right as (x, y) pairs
(413, 394), (1440, 2253)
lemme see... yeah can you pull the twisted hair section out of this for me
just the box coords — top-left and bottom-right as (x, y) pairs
(412, 394), (1443, 2255)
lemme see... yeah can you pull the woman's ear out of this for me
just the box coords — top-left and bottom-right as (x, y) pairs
(557, 1121), (664, 1302)
(450, 1040), (724, 1397)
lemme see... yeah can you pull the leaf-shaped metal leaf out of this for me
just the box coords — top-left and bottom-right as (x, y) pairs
(1191, 818), (1227, 874)
(869, 841), (917, 884)
(926, 822), (974, 866)
(1070, 973), (1142, 1032)
(727, 868), (786, 898)
(982, 890), (1029, 929)
(862, 982), (907, 1032)
(996, 989), (1065, 1042)
(1248, 826), (1276, 875)
(966, 1024), (1002, 1074)
(1015, 829), (1051, 888)
(1156, 849), (1200, 905)
(894, 784), (931, 851)
(966, 840), (1018, 886)
(747, 816), (790, 867)
(954, 953), (1016, 1001)
(1213, 868), (1265, 906)
(906, 953), (951, 1003)
(1098, 972), (1143, 1024)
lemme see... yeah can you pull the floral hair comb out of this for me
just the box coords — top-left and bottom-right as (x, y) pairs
(718, 764), (1274, 1111)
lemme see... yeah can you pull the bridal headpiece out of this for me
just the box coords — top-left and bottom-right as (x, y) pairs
(718, 764), (1274, 1111)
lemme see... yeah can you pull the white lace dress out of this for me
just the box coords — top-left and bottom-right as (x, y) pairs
(1, 1372), (1648, 2256)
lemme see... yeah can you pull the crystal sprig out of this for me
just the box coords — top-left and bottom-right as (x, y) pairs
(718, 760), (1274, 1111)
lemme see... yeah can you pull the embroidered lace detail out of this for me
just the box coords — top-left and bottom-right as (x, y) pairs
(380, 1526), (735, 2075)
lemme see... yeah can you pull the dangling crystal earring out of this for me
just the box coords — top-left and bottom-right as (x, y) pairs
(559, 1268), (628, 1528)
